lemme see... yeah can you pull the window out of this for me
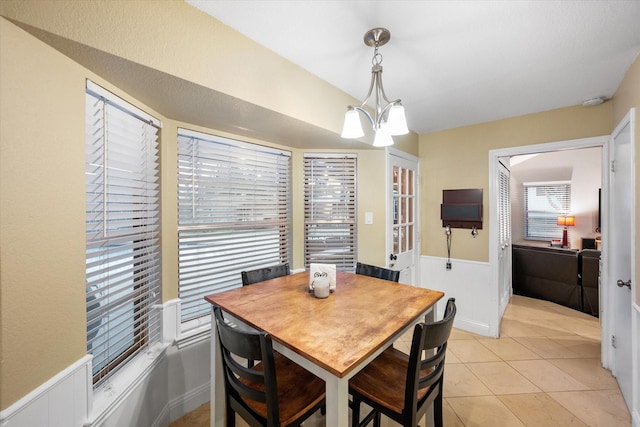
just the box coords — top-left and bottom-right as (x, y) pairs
(177, 129), (291, 329)
(85, 81), (162, 387)
(523, 182), (571, 240)
(499, 166), (511, 244)
(303, 154), (357, 271)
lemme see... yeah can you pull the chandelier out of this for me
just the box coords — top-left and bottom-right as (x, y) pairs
(341, 28), (408, 147)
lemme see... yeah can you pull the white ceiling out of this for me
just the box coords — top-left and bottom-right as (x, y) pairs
(187, 0), (640, 134)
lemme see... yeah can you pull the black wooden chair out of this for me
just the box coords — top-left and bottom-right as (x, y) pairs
(356, 262), (400, 282)
(349, 298), (457, 427)
(241, 263), (290, 286)
(213, 307), (326, 426)
(223, 263), (290, 368)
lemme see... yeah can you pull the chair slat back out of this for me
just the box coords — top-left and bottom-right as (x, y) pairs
(405, 298), (456, 422)
(356, 262), (400, 282)
(214, 307), (280, 424)
(241, 263), (290, 286)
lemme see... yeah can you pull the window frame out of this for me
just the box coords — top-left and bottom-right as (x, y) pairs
(303, 153), (358, 271)
(177, 128), (292, 333)
(523, 181), (571, 241)
(85, 80), (162, 387)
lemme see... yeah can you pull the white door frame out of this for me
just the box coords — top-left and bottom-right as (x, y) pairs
(488, 135), (608, 337)
(386, 147), (420, 285)
(604, 109), (637, 415)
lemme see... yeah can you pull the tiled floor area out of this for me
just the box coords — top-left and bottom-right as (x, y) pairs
(170, 295), (631, 427)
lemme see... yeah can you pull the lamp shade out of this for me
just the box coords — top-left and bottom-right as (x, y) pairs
(387, 104), (409, 135)
(557, 216), (575, 227)
(341, 109), (364, 138)
(373, 127), (394, 147)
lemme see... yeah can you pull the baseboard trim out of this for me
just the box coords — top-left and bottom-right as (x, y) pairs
(454, 317), (491, 336)
(168, 382), (211, 424)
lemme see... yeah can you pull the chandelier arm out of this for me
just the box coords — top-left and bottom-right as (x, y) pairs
(375, 69), (394, 105)
(376, 101), (402, 127)
(357, 69), (378, 109)
(374, 71), (384, 125)
(350, 106), (375, 129)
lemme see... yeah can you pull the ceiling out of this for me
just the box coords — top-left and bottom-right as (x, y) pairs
(187, 0), (640, 134)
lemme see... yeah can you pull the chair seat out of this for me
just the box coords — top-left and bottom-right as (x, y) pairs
(240, 352), (325, 426)
(349, 347), (434, 415)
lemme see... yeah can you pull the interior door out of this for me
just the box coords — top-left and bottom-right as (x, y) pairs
(608, 111), (634, 409)
(388, 152), (419, 284)
(497, 160), (512, 319)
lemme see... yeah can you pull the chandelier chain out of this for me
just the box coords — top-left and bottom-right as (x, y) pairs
(372, 50), (383, 67)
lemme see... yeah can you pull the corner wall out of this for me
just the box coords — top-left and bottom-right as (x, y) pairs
(0, 16), (87, 410)
(419, 104), (611, 262)
(0, 14), (391, 412)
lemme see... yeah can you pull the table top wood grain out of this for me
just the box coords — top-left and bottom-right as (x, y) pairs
(205, 271), (444, 378)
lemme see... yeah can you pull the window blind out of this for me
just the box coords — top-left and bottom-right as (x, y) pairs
(85, 81), (162, 387)
(523, 182), (571, 240)
(177, 129), (292, 327)
(499, 167), (511, 243)
(303, 154), (357, 271)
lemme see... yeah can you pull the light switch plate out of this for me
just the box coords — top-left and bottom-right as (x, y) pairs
(365, 212), (373, 224)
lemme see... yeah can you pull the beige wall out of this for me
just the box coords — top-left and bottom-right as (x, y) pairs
(0, 17), (89, 409)
(0, 13), (390, 407)
(0, 0), (358, 144)
(419, 104), (612, 262)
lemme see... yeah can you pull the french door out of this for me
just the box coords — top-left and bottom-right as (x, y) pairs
(387, 151), (419, 284)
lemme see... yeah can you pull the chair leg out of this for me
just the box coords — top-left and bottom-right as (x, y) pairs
(226, 408), (236, 427)
(373, 411), (381, 427)
(434, 391), (443, 427)
(351, 398), (361, 426)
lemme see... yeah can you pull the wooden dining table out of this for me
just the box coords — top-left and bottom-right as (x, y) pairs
(205, 271), (444, 427)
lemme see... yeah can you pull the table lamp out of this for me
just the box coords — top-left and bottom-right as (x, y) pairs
(557, 215), (575, 248)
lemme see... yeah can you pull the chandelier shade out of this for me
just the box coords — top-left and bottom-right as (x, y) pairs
(341, 28), (408, 146)
(373, 125), (394, 147)
(387, 104), (409, 135)
(341, 108), (365, 138)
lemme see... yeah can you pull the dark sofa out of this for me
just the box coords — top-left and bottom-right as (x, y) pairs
(512, 244), (600, 316)
(579, 249), (601, 316)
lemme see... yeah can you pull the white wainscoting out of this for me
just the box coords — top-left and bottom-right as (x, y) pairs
(420, 255), (494, 337)
(0, 355), (92, 427)
(0, 299), (213, 427)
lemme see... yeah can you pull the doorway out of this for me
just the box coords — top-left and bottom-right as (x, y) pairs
(488, 136), (608, 337)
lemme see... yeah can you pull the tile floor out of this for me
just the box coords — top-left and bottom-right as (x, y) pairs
(170, 295), (631, 427)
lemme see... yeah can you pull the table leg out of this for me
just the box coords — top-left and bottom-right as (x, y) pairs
(210, 308), (225, 427)
(424, 305), (435, 323)
(324, 374), (349, 427)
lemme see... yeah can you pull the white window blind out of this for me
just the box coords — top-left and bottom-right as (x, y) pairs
(524, 182), (571, 240)
(303, 154), (357, 271)
(85, 81), (162, 387)
(499, 167), (511, 244)
(177, 129), (292, 327)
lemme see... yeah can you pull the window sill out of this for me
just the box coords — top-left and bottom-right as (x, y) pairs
(87, 342), (169, 426)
